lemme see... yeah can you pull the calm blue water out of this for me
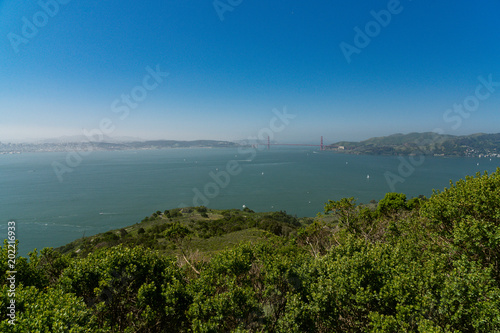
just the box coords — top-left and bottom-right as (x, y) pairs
(1, 147), (498, 255)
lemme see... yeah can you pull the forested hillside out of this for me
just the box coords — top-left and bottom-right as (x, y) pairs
(328, 132), (500, 157)
(2, 169), (500, 332)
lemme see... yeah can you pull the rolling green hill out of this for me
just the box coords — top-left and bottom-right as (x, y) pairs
(328, 132), (500, 157)
(56, 206), (313, 260)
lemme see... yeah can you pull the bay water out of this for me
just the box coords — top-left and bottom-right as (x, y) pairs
(1, 147), (498, 255)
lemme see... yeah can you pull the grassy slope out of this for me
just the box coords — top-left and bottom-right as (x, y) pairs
(56, 207), (314, 259)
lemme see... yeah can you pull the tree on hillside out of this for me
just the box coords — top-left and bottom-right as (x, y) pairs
(376, 192), (407, 216)
(324, 197), (357, 231)
(165, 223), (199, 275)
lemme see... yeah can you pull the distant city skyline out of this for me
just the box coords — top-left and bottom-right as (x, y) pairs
(1, 1), (499, 143)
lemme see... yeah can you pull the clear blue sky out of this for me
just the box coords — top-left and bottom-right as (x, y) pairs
(1, 0), (499, 144)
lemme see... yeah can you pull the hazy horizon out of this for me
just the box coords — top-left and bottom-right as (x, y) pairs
(3, 130), (500, 146)
(2, 1), (499, 143)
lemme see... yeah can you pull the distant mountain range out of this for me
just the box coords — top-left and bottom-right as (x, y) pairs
(35, 135), (144, 144)
(326, 132), (500, 158)
(122, 140), (240, 149)
(0, 139), (240, 154)
(3, 133), (500, 157)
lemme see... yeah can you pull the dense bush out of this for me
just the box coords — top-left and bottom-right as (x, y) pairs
(376, 192), (408, 216)
(2, 170), (500, 331)
(421, 168), (500, 281)
(60, 245), (191, 332)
